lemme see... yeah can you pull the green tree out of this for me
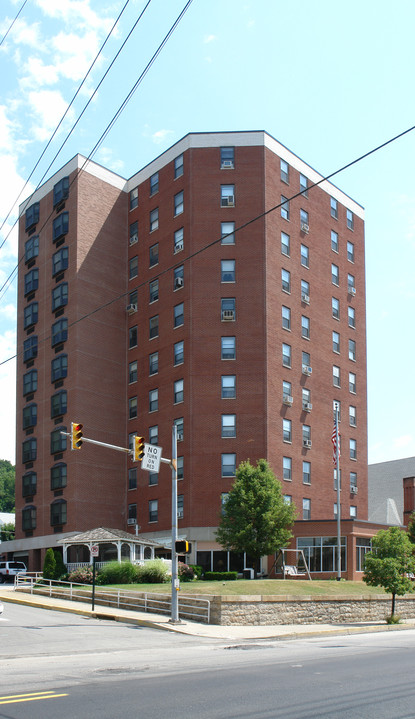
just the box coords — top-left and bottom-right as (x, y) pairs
(0, 522), (15, 542)
(0, 460), (15, 513)
(43, 548), (56, 580)
(407, 512), (415, 545)
(53, 550), (67, 579)
(215, 459), (296, 573)
(363, 527), (415, 620)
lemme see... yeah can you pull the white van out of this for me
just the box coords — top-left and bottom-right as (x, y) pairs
(0, 561), (27, 583)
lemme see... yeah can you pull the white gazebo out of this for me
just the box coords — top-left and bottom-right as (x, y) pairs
(58, 527), (164, 572)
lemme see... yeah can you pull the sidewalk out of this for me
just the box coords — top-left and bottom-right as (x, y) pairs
(1, 586), (414, 641)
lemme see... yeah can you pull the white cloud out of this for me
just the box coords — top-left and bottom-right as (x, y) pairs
(151, 129), (174, 145)
(34, 0), (113, 34)
(28, 89), (71, 141)
(0, 304), (17, 322)
(204, 34), (216, 44)
(0, 331), (16, 464)
(20, 57), (59, 88)
(96, 146), (125, 174)
(1, 18), (42, 49)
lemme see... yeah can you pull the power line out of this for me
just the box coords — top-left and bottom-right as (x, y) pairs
(0, 0), (28, 47)
(2, 122), (415, 368)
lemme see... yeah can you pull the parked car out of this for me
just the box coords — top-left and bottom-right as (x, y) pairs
(0, 561), (27, 583)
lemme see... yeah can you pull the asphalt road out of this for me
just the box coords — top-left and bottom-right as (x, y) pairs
(2, 601), (415, 718)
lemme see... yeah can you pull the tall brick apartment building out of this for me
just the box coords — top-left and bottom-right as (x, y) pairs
(8, 131), (378, 579)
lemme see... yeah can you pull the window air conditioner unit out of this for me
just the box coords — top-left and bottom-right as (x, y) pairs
(351, 486), (358, 494)
(283, 394), (293, 406)
(348, 286), (356, 295)
(129, 235), (138, 245)
(301, 293), (310, 304)
(126, 304), (137, 314)
(303, 439), (312, 449)
(221, 160), (234, 168)
(225, 196), (235, 207)
(175, 276), (184, 289)
(127, 518), (136, 525)
(302, 365), (312, 376)
(301, 223), (309, 233)
(303, 402), (312, 412)
(177, 510), (184, 519)
(174, 241), (183, 253)
(222, 309), (235, 321)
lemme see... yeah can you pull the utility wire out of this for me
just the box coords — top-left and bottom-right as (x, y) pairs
(0, 0), (28, 47)
(1, 121), (415, 368)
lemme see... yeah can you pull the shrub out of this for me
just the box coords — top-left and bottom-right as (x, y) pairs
(43, 548), (56, 580)
(190, 565), (203, 579)
(203, 571), (238, 581)
(68, 566), (94, 584)
(97, 561), (139, 585)
(136, 559), (169, 584)
(53, 550), (67, 579)
(178, 562), (195, 581)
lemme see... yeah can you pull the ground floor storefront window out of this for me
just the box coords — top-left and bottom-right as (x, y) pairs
(197, 550), (258, 574)
(356, 537), (371, 572)
(297, 536), (346, 573)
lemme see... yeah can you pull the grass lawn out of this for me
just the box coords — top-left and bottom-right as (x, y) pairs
(97, 579), (388, 597)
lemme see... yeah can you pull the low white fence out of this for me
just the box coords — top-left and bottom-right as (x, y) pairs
(14, 574), (210, 624)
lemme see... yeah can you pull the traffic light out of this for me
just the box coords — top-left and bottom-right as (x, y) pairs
(71, 422), (83, 450)
(134, 436), (145, 462)
(175, 540), (191, 554)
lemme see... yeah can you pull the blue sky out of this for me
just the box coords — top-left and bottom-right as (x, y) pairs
(1, 0), (414, 465)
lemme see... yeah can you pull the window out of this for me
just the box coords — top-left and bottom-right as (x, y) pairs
(283, 418), (292, 443)
(50, 499), (67, 526)
(53, 176), (69, 206)
(174, 379), (184, 404)
(301, 244), (309, 268)
(300, 174), (308, 197)
(22, 506), (36, 531)
(129, 325), (137, 348)
(282, 305), (291, 330)
(331, 230), (338, 252)
(350, 438), (357, 460)
(149, 471), (158, 486)
(129, 221), (138, 245)
(221, 493), (229, 514)
(177, 456), (184, 480)
(129, 290), (137, 307)
(280, 159), (289, 183)
(149, 389), (158, 412)
(52, 246), (69, 276)
(51, 318), (68, 348)
(174, 340), (184, 365)
(282, 343), (291, 368)
(301, 316), (310, 339)
(129, 396), (137, 419)
(302, 351), (311, 370)
(24, 302), (38, 329)
(330, 197), (338, 219)
(283, 380), (292, 402)
(150, 208), (159, 232)
(24, 269), (39, 295)
(150, 172), (159, 195)
(348, 306), (355, 329)
(149, 315), (158, 339)
(221, 146), (234, 169)
(51, 354), (67, 382)
(174, 417), (184, 441)
(25, 202), (39, 231)
(148, 246), (159, 271)
(128, 360), (137, 384)
(350, 471), (357, 491)
(23, 369), (37, 395)
(300, 209), (309, 229)
(177, 494), (184, 519)
(332, 297), (340, 320)
(149, 499), (158, 522)
(347, 209), (354, 230)
(51, 390), (67, 418)
(303, 498), (311, 520)
(333, 365), (340, 387)
(284, 495), (292, 505)
(332, 331), (340, 353)
(128, 468), (137, 490)
(52, 283), (68, 312)
(221, 221), (235, 245)
(221, 298), (235, 321)
(174, 190), (184, 216)
(174, 265), (184, 290)
(24, 335), (38, 362)
(221, 453), (236, 477)
(129, 256), (138, 279)
(282, 268), (290, 293)
(174, 154), (184, 178)
(221, 336), (235, 360)
(301, 279), (310, 302)
(348, 274), (355, 291)
(174, 227), (184, 253)
(332, 263), (339, 286)
(222, 414), (236, 438)
(25, 235), (39, 263)
(283, 456), (292, 481)
(221, 259), (235, 282)
(23, 403), (37, 430)
(349, 405), (356, 427)
(149, 279), (159, 303)
(221, 375), (236, 399)
(350, 505), (357, 519)
(130, 186), (138, 210)
(347, 241), (354, 262)
(281, 195), (289, 220)
(333, 399), (341, 421)
(128, 433), (135, 452)
(281, 231), (290, 256)
(349, 339), (356, 361)
(128, 504), (137, 523)
(50, 428), (66, 455)
(221, 185), (234, 207)
(302, 387), (311, 410)
(149, 352), (158, 375)
(302, 425), (311, 444)
(349, 372), (356, 393)
(303, 461), (311, 484)
(174, 302), (184, 328)
(149, 425), (158, 445)
(22, 471), (37, 497)
(22, 438), (37, 463)
(53, 212), (69, 242)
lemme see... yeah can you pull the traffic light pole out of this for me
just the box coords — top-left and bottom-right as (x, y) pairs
(170, 423), (180, 624)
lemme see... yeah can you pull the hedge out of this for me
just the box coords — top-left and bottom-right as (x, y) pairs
(203, 571), (238, 581)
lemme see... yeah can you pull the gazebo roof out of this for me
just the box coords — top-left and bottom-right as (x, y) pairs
(58, 527), (162, 547)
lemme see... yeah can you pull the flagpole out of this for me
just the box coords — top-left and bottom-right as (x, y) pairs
(334, 402), (341, 580)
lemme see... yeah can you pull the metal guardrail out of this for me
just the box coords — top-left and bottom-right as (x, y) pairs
(14, 574), (210, 624)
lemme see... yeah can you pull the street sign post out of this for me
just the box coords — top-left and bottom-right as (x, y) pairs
(141, 444), (162, 473)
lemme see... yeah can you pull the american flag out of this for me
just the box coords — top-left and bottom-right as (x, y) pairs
(331, 421), (340, 464)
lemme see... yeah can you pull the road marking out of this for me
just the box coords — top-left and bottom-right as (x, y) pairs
(0, 691), (68, 705)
